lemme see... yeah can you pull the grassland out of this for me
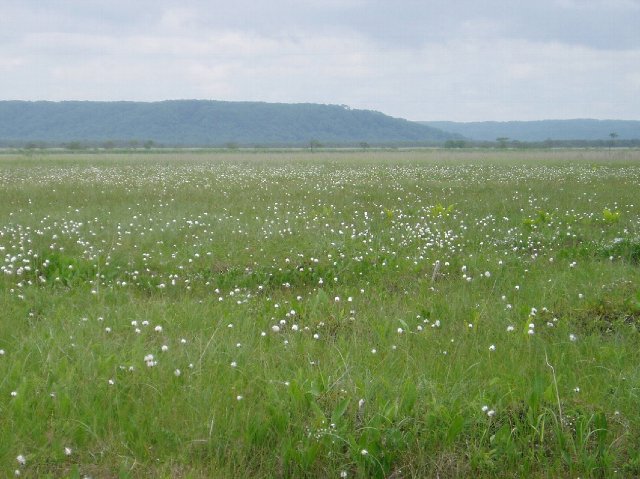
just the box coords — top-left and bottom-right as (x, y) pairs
(1, 149), (640, 478)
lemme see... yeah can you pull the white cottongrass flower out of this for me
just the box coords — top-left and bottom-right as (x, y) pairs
(487, 409), (495, 417)
(174, 369), (181, 377)
(11, 391), (17, 397)
(154, 325), (163, 332)
(489, 344), (496, 351)
(161, 345), (169, 352)
(64, 447), (72, 456)
(0, 349), (5, 355)
(230, 361), (237, 368)
(16, 455), (26, 465)
(569, 334), (577, 342)
(271, 325), (280, 333)
(361, 449), (368, 456)
(144, 354), (156, 367)
(236, 395), (243, 401)
(481, 405), (489, 412)
(506, 325), (515, 332)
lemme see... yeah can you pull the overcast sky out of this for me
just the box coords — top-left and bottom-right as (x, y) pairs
(1, 0), (639, 121)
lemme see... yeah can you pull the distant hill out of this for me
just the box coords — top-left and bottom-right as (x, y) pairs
(0, 100), (457, 147)
(420, 120), (640, 142)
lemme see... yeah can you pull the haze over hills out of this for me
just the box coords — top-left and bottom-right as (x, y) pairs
(0, 100), (457, 147)
(420, 120), (640, 142)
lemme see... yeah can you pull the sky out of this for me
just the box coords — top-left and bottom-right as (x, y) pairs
(1, 0), (639, 121)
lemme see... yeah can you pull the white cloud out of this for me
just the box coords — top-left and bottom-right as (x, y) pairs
(0, 0), (638, 120)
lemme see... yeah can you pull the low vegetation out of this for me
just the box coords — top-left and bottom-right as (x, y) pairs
(1, 149), (639, 477)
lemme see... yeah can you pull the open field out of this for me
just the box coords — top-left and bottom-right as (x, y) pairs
(1, 149), (640, 477)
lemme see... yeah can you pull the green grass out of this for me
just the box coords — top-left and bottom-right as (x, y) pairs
(1, 149), (640, 477)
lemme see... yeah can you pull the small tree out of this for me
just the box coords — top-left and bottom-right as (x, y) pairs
(359, 141), (370, 150)
(309, 139), (322, 152)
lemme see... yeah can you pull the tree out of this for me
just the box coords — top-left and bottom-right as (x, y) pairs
(496, 137), (509, 148)
(359, 141), (370, 150)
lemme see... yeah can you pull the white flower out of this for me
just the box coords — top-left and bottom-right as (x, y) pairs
(154, 325), (163, 332)
(271, 325), (280, 333)
(569, 333), (577, 342)
(230, 361), (237, 368)
(174, 369), (181, 377)
(64, 447), (72, 456)
(528, 329), (535, 335)
(236, 395), (243, 401)
(489, 344), (496, 351)
(11, 391), (17, 397)
(313, 333), (320, 340)
(108, 379), (115, 385)
(371, 348), (377, 354)
(0, 349), (5, 355)
(161, 344), (169, 352)
(397, 327), (404, 334)
(361, 449), (368, 456)
(16, 455), (26, 465)
(481, 405), (489, 412)
(487, 409), (495, 417)
(506, 325), (515, 332)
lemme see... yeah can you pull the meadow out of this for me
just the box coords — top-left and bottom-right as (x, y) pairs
(1, 149), (639, 478)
